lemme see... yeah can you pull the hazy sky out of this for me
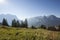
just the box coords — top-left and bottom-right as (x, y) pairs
(0, 0), (60, 20)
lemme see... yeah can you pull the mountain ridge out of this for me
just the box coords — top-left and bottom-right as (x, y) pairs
(28, 15), (60, 27)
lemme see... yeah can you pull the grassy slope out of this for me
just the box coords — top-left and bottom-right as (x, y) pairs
(0, 26), (60, 40)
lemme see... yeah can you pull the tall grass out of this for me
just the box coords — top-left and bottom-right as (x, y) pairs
(0, 26), (60, 40)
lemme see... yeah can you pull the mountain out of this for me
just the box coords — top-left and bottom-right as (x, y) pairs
(0, 14), (19, 25)
(28, 15), (60, 27)
(0, 14), (60, 27)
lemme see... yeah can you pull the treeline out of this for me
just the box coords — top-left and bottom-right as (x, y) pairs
(0, 18), (60, 31)
(1, 18), (28, 28)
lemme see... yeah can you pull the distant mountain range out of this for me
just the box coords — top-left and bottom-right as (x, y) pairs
(28, 15), (60, 27)
(0, 14), (60, 27)
(0, 14), (19, 25)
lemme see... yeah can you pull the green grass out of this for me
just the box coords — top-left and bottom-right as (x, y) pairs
(0, 26), (60, 40)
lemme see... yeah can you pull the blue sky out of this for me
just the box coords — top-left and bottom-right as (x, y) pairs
(0, 0), (60, 20)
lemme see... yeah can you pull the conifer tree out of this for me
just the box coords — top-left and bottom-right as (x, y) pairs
(2, 18), (9, 26)
(12, 19), (17, 27)
(16, 20), (20, 27)
(24, 19), (28, 28)
(20, 21), (25, 28)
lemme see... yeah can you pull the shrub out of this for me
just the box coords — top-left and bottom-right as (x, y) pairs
(40, 25), (46, 29)
(31, 26), (37, 29)
(47, 26), (56, 31)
